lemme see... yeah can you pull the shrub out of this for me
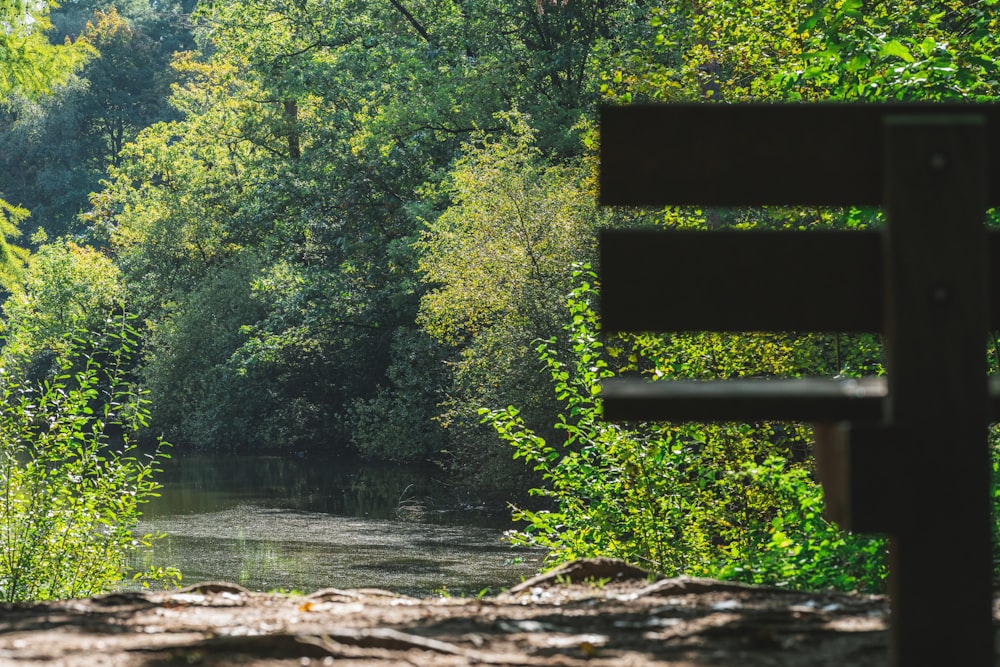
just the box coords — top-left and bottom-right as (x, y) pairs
(0, 315), (175, 602)
(483, 267), (888, 592)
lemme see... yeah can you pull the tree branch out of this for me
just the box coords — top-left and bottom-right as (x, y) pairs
(387, 0), (432, 43)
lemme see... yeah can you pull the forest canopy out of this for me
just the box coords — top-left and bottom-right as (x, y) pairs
(1, 0), (1000, 592)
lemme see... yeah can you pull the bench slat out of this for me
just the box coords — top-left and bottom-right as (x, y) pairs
(600, 104), (1000, 206)
(600, 376), (886, 422)
(602, 229), (1000, 332)
(600, 229), (883, 333)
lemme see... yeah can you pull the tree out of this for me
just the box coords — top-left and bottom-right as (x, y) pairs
(0, 5), (183, 238)
(0, 0), (91, 101)
(79, 8), (176, 170)
(1, 236), (124, 376)
(77, 0), (654, 467)
(418, 118), (595, 346)
(348, 327), (450, 462)
(412, 114), (608, 489)
(90, 48), (260, 309)
(0, 77), (94, 238)
(141, 252), (270, 450)
(0, 0), (91, 278)
(86, 47), (273, 446)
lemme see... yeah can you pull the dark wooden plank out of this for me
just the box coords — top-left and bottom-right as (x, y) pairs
(602, 229), (1000, 332)
(600, 229), (882, 333)
(600, 376), (885, 422)
(880, 116), (993, 665)
(814, 423), (900, 533)
(991, 231), (1000, 331)
(603, 376), (1000, 423)
(600, 104), (1000, 207)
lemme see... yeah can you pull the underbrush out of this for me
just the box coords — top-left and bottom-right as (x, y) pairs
(483, 268), (889, 593)
(0, 316), (176, 602)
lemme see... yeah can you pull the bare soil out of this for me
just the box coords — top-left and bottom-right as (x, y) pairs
(0, 559), (896, 666)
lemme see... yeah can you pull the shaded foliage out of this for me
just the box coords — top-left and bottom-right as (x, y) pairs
(0, 2), (186, 238)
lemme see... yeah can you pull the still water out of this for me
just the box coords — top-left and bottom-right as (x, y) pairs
(130, 454), (544, 596)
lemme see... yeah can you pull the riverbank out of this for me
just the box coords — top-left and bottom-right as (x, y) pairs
(0, 559), (890, 666)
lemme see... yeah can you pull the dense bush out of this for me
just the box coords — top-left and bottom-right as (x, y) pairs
(484, 269), (889, 592)
(0, 316), (175, 602)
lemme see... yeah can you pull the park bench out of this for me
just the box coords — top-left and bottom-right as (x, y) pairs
(598, 103), (1000, 666)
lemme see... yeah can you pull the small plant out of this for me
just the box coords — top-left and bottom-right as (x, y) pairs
(395, 483), (427, 521)
(583, 576), (612, 589)
(553, 573), (573, 586)
(133, 564), (183, 590)
(0, 314), (174, 602)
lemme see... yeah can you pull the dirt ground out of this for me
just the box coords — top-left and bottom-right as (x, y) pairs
(0, 559), (898, 666)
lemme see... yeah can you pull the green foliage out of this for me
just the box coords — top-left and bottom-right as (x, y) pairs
(77, 0), (657, 461)
(77, 8), (177, 169)
(3, 0), (993, 557)
(991, 430), (1000, 576)
(485, 0), (995, 592)
(1, 238), (124, 371)
(0, 315), (174, 602)
(717, 457), (887, 590)
(141, 252), (269, 450)
(417, 114), (596, 345)
(415, 116), (610, 490)
(779, 1), (1000, 101)
(0, 199), (30, 291)
(484, 269), (888, 591)
(0, 0), (92, 102)
(0, 3), (185, 238)
(606, 1), (1000, 104)
(349, 328), (449, 462)
(0, 0), (90, 280)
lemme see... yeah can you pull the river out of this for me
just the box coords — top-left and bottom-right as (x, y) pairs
(130, 454), (544, 597)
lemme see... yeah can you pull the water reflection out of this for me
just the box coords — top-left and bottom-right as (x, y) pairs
(133, 455), (543, 596)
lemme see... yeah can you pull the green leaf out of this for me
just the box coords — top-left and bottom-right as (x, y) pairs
(846, 54), (870, 73)
(797, 11), (823, 34)
(880, 40), (915, 63)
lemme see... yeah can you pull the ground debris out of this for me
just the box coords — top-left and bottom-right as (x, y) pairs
(0, 559), (900, 666)
(506, 558), (654, 593)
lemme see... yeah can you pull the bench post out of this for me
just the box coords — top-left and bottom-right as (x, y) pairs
(881, 117), (992, 665)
